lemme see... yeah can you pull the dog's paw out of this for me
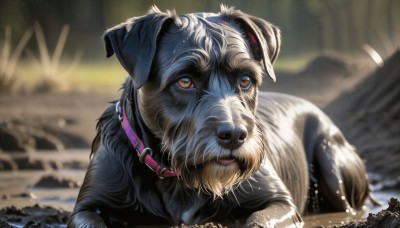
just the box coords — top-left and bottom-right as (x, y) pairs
(67, 211), (108, 228)
(245, 221), (269, 228)
(245, 212), (273, 228)
(245, 204), (303, 228)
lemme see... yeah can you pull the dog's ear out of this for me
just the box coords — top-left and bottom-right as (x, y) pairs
(103, 6), (173, 89)
(220, 6), (281, 82)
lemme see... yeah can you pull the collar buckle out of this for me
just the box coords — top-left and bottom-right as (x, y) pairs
(115, 101), (123, 122)
(115, 100), (177, 178)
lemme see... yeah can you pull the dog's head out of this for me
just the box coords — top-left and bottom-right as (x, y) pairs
(104, 5), (280, 197)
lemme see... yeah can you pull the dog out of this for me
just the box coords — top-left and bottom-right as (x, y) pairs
(68, 6), (370, 227)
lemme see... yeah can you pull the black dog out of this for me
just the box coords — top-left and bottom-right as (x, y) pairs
(68, 6), (370, 227)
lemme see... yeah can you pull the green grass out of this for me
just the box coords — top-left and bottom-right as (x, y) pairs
(67, 61), (127, 92)
(15, 60), (127, 93)
(273, 54), (314, 72)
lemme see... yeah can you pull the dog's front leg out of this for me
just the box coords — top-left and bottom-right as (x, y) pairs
(68, 145), (136, 227)
(68, 211), (107, 228)
(238, 163), (304, 228)
(245, 203), (303, 228)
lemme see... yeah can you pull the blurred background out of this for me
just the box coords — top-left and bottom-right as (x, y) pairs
(0, 1), (399, 226)
(1, 0), (399, 93)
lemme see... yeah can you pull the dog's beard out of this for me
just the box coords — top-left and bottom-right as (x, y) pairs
(189, 162), (242, 197)
(165, 127), (265, 198)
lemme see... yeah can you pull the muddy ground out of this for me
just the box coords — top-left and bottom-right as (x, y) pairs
(0, 51), (399, 227)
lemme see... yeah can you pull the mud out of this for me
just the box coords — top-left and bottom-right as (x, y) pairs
(0, 204), (70, 227)
(339, 198), (400, 228)
(0, 199), (398, 227)
(177, 222), (227, 228)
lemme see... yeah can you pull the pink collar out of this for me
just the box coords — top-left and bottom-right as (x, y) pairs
(116, 101), (177, 179)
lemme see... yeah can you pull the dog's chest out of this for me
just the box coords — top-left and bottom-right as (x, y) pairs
(180, 207), (200, 224)
(157, 181), (228, 224)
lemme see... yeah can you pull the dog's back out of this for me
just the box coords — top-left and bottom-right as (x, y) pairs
(256, 91), (369, 214)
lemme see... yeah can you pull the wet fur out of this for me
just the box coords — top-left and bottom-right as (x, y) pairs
(68, 6), (370, 227)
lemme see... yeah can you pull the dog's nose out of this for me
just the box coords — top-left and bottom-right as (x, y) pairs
(216, 124), (248, 149)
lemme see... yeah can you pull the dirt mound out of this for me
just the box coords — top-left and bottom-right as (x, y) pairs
(0, 117), (90, 171)
(302, 54), (350, 78)
(340, 198), (400, 228)
(0, 92), (112, 172)
(0, 204), (70, 227)
(0, 118), (89, 152)
(263, 53), (367, 107)
(33, 175), (80, 188)
(325, 50), (400, 181)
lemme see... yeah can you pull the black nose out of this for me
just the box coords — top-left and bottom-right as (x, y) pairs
(216, 124), (248, 149)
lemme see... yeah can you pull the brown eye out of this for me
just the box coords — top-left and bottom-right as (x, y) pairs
(240, 75), (252, 91)
(177, 76), (194, 89)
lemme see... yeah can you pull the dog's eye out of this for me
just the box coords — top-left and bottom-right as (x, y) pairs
(239, 75), (252, 91)
(177, 76), (194, 89)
